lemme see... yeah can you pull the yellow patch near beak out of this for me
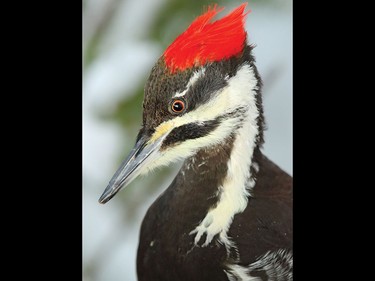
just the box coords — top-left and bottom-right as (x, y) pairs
(148, 121), (174, 143)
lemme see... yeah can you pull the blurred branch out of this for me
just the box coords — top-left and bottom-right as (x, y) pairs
(84, 0), (123, 68)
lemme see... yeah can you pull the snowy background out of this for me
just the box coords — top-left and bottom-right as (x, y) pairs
(83, 0), (292, 280)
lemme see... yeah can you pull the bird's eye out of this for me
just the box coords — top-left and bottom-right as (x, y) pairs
(170, 99), (186, 114)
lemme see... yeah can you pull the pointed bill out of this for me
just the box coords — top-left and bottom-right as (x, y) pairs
(98, 135), (165, 204)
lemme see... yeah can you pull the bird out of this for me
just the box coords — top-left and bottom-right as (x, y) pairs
(99, 3), (292, 281)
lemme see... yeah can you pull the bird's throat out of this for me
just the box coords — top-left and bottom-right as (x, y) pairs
(177, 118), (260, 249)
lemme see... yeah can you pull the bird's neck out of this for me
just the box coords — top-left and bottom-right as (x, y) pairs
(171, 61), (264, 247)
(182, 122), (261, 209)
(173, 113), (262, 248)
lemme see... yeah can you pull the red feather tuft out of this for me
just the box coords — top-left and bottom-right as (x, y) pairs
(163, 3), (249, 74)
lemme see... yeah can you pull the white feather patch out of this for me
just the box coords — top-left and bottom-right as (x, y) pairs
(174, 68), (206, 98)
(225, 249), (293, 281)
(225, 265), (260, 281)
(189, 64), (260, 247)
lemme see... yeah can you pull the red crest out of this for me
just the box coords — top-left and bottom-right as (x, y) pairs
(163, 3), (249, 73)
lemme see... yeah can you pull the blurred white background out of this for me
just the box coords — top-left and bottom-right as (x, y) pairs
(83, 0), (292, 280)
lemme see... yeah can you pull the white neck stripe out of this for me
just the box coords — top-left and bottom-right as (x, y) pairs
(190, 64), (260, 249)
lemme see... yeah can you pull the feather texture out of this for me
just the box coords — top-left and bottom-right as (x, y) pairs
(163, 3), (249, 73)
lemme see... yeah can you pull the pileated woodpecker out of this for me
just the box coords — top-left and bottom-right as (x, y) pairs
(99, 3), (292, 281)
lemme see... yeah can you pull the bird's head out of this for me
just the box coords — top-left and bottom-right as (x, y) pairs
(99, 3), (263, 204)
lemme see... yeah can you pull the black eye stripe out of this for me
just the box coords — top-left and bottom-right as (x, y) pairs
(161, 119), (220, 148)
(160, 107), (246, 149)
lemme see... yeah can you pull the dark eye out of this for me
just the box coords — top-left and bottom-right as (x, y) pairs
(171, 99), (186, 113)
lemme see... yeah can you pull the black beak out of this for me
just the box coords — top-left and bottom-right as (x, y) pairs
(98, 135), (164, 204)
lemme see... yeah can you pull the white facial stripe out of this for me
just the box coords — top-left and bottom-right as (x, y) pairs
(142, 117), (237, 174)
(189, 64), (259, 247)
(143, 65), (258, 176)
(167, 65), (257, 132)
(173, 68), (206, 98)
